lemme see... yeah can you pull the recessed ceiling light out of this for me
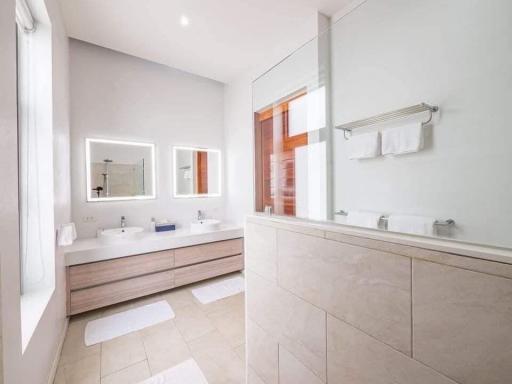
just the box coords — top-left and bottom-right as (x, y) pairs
(180, 15), (190, 27)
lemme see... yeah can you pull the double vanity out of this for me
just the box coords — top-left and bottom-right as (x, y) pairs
(64, 225), (244, 315)
(66, 137), (240, 315)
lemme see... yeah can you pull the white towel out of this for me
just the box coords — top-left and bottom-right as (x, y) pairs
(387, 215), (436, 236)
(347, 132), (381, 159)
(57, 223), (77, 246)
(382, 123), (424, 155)
(346, 211), (383, 229)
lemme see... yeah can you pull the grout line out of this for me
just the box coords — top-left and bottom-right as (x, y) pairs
(410, 259), (414, 358)
(101, 359), (149, 380)
(276, 228), (280, 287)
(99, 340), (103, 379)
(325, 312), (328, 383)
(277, 343), (280, 384)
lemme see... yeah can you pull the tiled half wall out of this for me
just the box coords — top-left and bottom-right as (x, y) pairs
(244, 216), (512, 384)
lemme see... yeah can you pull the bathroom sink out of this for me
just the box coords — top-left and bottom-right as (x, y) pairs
(190, 219), (221, 233)
(100, 226), (144, 243)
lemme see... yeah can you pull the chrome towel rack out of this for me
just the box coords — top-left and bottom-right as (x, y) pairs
(334, 210), (455, 227)
(335, 103), (439, 140)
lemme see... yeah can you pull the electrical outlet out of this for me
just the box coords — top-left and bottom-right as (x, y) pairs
(82, 216), (96, 223)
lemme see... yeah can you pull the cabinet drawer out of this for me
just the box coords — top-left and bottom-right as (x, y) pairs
(69, 250), (174, 290)
(174, 238), (243, 267)
(69, 270), (174, 315)
(175, 254), (244, 287)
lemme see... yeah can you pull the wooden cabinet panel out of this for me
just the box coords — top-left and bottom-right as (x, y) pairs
(174, 238), (243, 267)
(69, 250), (175, 290)
(67, 238), (244, 315)
(69, 270), (174, 315)
(175, 254), (244, 287)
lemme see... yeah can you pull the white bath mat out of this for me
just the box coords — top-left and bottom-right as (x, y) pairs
(84, 300), (175, 346)
(139, 359), (208, 384)
(191, 276), (245, 304)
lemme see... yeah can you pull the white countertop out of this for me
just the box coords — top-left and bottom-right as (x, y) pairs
(63, 225), (244, 266)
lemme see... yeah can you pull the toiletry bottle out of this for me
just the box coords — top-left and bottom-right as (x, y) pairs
(150, 217), (156, 232)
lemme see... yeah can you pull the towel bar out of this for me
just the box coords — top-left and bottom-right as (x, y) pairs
(334, 210), (455, 227)
(336, 103), (439, 140)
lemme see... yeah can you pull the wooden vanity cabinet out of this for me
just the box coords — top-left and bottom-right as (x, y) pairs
(66, 238), (244, 315)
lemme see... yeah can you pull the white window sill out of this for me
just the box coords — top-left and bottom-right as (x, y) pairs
(20, 286), (54, 353)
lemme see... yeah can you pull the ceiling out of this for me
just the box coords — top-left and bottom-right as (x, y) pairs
(58, 0), (350, 83)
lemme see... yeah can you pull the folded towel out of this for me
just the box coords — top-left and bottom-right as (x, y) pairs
(382, 123), (424, 155)
(57, 223), (77, 246)
(346, 211), (383, 229)
(347, 132), (381, 159)
(387, 215), (436, 236)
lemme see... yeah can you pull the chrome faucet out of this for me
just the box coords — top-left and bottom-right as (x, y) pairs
(197, 210), (206, 221)
(121, 216), (126, 228)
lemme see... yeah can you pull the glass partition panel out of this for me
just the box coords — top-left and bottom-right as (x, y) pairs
(253, 30), (331, 221)
(253, 0), (512, 250)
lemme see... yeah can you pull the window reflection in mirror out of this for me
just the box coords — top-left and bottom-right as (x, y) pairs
(86, 138), (156, 201)
(173, 146), (221, 198)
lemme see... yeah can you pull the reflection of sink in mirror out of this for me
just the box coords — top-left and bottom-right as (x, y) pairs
(190, 219), (221, 233)
(100, 227), (144, 243)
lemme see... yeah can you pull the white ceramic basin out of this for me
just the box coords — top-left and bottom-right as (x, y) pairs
(190, 219), (221, 233)
(100, 226), (144, 243)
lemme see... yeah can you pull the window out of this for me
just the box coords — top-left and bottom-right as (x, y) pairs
(254, 87), (328, 220)
(16, 0), (55, 352)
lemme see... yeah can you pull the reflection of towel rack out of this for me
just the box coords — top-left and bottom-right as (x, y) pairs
(336, 103), (439, 140)
(334, 210), (455, 227)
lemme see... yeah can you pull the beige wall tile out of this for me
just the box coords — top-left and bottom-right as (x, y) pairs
(247, 367), (266, 384)
(100, 361), (150, 384)
(278, 229), (411, 355)
(54, 365), (66, 384)
(101, 332), (146, 377)
(247, 319), (278, 384)
(234, 343), (245, 364)
(327, 315), (456, 384)
(245, 222), (278, 282)
(326, 230), (512, 280)
(140, 320), (191, 375)
(279, 346), (324, 384)
(247, 215), (325, 238)
(413, 260), (512, 384)
(246, 271), (326, 381)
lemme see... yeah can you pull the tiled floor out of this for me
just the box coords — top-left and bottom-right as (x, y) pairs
(54, 273), (246, 384)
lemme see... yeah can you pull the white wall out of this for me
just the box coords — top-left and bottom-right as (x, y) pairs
(0, 0), (18, 381)
(331, 0), (512, 248)
(223, 75), (255, 225)
(0, 0), (71, 382)
(70, 39), (226, 238)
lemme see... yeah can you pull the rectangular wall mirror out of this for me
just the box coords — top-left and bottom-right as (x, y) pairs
(86, 138), (156, 201)
(173, 146), (221, 198)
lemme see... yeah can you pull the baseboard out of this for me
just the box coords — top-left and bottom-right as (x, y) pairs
(47, 317), (69, 384)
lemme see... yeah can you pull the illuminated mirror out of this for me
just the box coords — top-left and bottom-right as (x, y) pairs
(173, 146), (221, 198)
(86, 138), (156, 201)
